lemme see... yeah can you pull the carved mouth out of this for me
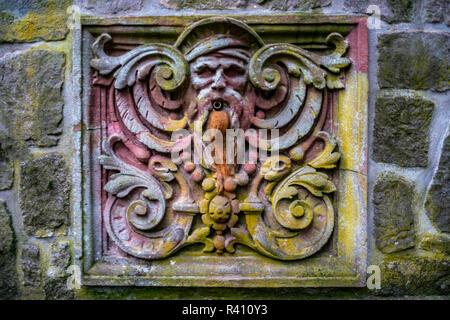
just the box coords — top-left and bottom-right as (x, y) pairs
(212, 99), (228, 111)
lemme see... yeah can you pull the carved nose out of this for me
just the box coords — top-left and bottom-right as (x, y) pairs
(211, 70), (226, 90)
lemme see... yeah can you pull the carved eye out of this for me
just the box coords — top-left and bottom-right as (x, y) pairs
(196, 66), (214, 78)
(224, 66), (245, 78)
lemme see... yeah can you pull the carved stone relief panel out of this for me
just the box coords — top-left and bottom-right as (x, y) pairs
(74, 15), (368, 287)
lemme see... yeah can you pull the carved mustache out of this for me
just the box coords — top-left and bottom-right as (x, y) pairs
(195, 88), (245, 130)
(196, 87), (244, 111)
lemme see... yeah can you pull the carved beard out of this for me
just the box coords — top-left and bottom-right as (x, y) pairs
(189, 86), (252, 188)
(195, 86), (251, 131)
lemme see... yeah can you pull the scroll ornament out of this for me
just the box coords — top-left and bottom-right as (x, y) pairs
(91, 17), (350, 260)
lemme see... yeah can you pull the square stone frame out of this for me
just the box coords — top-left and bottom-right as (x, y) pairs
(72, 14), (368, 288)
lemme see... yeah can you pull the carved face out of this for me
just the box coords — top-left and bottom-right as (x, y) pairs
(208, 195), (232, 223)
(190, 52), (250, 130)
(191, 53), (247, 94)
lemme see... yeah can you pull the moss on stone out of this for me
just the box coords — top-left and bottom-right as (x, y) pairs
(0, 202), (18, 299)
(161, 0), (248, 10)
(373, 175), (415, 253)
(425, 134), (450, 232)
(378, 32), (449, 92)
(19, 153), (70, 237)
(373, 92), (434, 167)
(418, 234), (450, 255)
(0, 0), (70, 43)
(376, 254), (450, 296)
(161, 0), (330, 11)
(344, 0), (416, 23)
(0, 50), (65, 148)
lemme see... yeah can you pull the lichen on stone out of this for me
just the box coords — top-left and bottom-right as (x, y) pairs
(373, 92), (434, 167)
(425, 134), (450, 232)
(378, 32), (449, 92)
(0, 202), (18, 299)
(19, 153), (71, 237)
(0, 0), (70, 43)
(373, 175), (415, 253)
(0, 50), (65, 148)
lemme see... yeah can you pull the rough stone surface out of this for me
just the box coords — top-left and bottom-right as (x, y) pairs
(425, 134), (450, 232)
(161, 0), (330, 10)
(49, 240), (72, 268)
(81, 0), (143, 14)
(0, 202), (14, 257)
(22, 242), (41, 287)
(0, 202), (18, 299)
(0, 0), (70, 43)
(344, 0), (416, 23)
(43, 240), (75, 300)
(446, 5), (450, 26)
(422, 0), (447, 23)
(255, 0), (330, 11)
(378, 32), (449, 92)
(0, 161), (13, 190)
(0, 50), (65, 148)
(418, 234), (450, 255)
(161, 0), (247, 9)
(376, 255), (450, 296)
(19, 153), (70, 237)
(373, 93), (434, 167)
(0, 130), (29, 161)
(374, 176), (415, 253)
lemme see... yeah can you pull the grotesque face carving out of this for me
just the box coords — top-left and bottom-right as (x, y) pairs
(91, 17), (353, 262)
(190, 53), (247, 95)
(189, 50), (251, 132)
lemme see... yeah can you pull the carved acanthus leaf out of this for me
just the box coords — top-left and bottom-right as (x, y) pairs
(249, 33), (350, 91)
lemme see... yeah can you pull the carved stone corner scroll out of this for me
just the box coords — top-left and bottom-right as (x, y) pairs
(74, 15), (369, 287)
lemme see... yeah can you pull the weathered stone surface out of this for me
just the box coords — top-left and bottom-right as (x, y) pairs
(378, 32), (449, 92)
(418, 234), (450, 255)
(49, 240), (71, 268)
(425, 134), (450, 232)
(373, 93), (434, 167)
(0, 50), (65, 148)
(20, 153), (70, 237)
(255, 0), (330, 11)
(81, 0), (142, 14)
(0, 130), (29, 161)
(374, 176), (415, 253)
(0, 202), (14, 256)
(0, 129), (23, 190)
(422, 0), (447, 23)
(43, 240), (75, 300)
(0, 202), (18, 299)
(161, 0), (330, 10)
(344, 0), (416, 23)
(446, 5), (450, 26)
(0, 0), (69, 42)
(22, 242), (41, 287)
(376, 255), (450, 296)
(161, 0), (247, 9)
(0, 161), (13, 190)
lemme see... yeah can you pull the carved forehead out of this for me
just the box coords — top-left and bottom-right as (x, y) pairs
(191, 54), (247, 72)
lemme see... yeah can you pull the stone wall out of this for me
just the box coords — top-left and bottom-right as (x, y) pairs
(0, 0), (448, 299)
